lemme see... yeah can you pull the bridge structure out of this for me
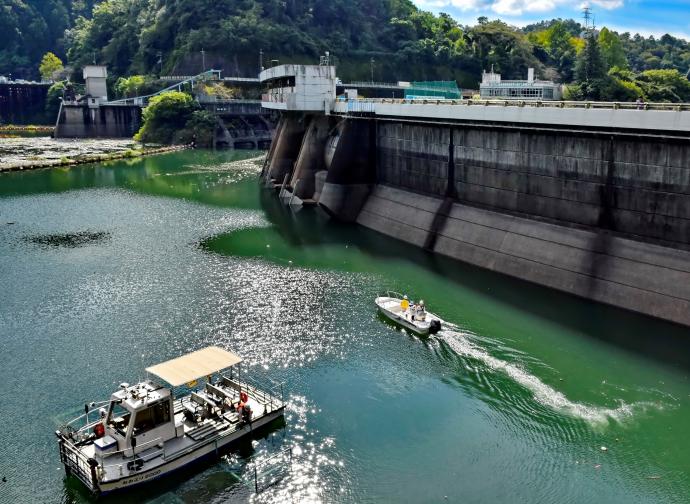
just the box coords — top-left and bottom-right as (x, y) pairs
(260, 63), (690, 327)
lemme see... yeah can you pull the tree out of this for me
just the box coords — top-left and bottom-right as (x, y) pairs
(115, 75), (147, 98)
(39, 52), (63, 81)
(134, 91), (198, 144)
(45, 80), (67, 119)
(599, 28), (627, 69)
(637, 69), (690, 102)
(467, 20), (542, 79)
(571, 32), (610, 99)
(179, 110), (217, 147)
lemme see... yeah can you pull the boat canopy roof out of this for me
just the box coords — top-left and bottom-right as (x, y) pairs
(146, 346), (242, 387)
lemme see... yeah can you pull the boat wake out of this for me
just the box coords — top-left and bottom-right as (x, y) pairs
(435, 324), (660, 426)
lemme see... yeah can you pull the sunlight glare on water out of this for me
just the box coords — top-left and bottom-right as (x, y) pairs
(1, 149), (689, 504)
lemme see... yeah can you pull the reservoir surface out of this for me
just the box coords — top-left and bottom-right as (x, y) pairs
(1, 150), (689, 503)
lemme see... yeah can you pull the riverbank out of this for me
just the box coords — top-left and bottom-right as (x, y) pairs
(0, 136), (188, 172)
(0, 125), (54, 134)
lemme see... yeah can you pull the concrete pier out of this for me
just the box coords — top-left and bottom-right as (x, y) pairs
(261, 64), (690, 326)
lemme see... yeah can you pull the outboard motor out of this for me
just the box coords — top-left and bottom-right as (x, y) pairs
(429, 319), (442, 335)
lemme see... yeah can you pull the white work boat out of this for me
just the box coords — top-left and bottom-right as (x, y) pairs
(375, 291), (442, 336)
(56, 346), (285, 495)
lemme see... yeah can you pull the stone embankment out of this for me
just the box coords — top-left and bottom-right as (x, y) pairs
(0, 143), (188, 173)
(0, 125), (54, 134)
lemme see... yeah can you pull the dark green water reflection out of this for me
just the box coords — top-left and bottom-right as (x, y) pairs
(1, 150), (689, 503)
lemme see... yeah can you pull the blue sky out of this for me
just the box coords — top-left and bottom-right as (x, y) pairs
(411, 0), (690, 40)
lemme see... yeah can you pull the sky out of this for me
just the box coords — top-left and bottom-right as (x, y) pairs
(411, 0), (690, 40)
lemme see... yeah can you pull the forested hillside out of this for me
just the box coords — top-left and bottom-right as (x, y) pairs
(2, 0), (690, 95)
(0, 0), (98, 77)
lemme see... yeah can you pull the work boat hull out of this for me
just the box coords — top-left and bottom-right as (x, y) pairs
(97, 408), (283, 494)
(375, 296), (441, 336)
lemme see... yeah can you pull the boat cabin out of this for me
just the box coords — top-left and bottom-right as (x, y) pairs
(102, 382), (175, 458)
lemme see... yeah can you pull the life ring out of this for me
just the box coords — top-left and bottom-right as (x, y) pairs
(240, 392), (249, 403)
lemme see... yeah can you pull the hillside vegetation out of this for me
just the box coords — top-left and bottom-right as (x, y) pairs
(2, 0), (690, 100)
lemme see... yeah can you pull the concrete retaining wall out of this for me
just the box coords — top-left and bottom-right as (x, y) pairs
(358, 185), (690, 326)
(453, 129), (690, 246)
(55, 104), (141, 138)
(376, 121), (690, 247)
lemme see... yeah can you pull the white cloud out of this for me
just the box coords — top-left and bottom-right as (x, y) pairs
(416, 0), (623, 16)
(590, 0), (624, 9)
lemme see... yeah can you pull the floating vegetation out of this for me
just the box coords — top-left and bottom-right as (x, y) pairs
(24, 231), (111, 248)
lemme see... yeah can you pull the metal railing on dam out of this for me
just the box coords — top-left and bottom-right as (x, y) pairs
(331, 98), (690, 134)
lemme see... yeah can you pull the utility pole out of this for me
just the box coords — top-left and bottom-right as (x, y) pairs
(370, 57), (375, 83)
(157, 51), (163, 76)
(259, 49), (264, 74)
(201, 48), (206, 72)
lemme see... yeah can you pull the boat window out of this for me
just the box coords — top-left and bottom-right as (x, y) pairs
(107, 402), (131, 436)
(132, 400), (171, 435)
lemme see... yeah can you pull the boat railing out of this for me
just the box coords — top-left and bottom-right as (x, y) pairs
(380, 290), (404, 300)
(223, 371), (285, 413)
(58, 436), (97, 491)
(60, 399), (111, 435)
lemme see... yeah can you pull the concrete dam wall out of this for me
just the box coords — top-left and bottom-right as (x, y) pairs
(55, 104), (142, 138)
(265, 114), (690, 327)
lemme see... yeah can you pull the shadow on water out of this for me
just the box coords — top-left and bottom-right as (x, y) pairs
(249, 187), (690, 371)
(61, 417), (286, 504)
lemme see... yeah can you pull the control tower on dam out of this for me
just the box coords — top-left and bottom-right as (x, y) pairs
(260, 64), (690, 327)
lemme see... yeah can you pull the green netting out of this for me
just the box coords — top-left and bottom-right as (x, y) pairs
(405, 81), (461, 99)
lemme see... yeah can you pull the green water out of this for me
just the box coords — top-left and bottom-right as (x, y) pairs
(1, 150), (689, 503)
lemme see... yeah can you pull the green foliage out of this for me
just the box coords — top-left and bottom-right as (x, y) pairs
(636, 69), (690, 102)
(572, 32), (610, 99)
(0, 0), (99, 78)
(527, 21), (579, 81)
(115, 75), (146, 97)
(39, 52), (64, 80)
(134, 91), (197, 144)
(178, 110), (217, 147)
(4, 0), (690, 104)
(466, 20), (543, 79)
(598, 28), (627, 69)
(45, 81), (67, 118)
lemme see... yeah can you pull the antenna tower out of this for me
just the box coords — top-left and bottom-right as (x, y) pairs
(582, 5), (592, 30)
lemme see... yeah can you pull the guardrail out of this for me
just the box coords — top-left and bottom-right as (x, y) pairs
(342, 81), (406, 89)
(334, 97), (690, 112)
(59, 438), (97, 491)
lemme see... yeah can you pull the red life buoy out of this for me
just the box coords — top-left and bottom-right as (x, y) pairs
(240, 392), (249, 403)
(93, 423), (105, 438)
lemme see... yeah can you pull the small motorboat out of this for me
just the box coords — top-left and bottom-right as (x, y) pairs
(55, 346), (284, 495)
(375, 291), (442, 336)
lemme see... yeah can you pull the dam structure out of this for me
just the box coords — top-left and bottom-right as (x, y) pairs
(56, 67), (275, 146)
(260, 63), (690, 327)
